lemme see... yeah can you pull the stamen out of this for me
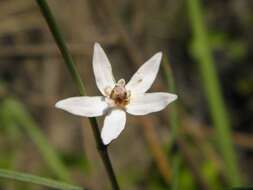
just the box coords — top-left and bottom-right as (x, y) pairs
(127, 90), (131, 98)
(104, 87), (112, 97)
(117, 79), (126, 86)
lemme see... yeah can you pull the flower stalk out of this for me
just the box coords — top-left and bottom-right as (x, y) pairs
(35, 0), (119, 189)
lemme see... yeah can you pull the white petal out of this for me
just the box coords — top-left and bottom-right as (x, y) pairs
(126, 52), (162, 94)
(55, 96), (108, 117)
(93, 43), (116, 96)
(101, 109), (126, 145)
(126, 92), (177, 115)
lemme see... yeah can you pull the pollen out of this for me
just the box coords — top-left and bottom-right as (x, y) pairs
(110, 79), (130, 107)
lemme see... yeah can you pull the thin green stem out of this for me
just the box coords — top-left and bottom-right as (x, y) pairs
(0, 168), (84, 190)
(171, 154), (181, 190)
(162, 56), (181, 190)
(187, 0), (241, 186)
(35, 0), (119, 189)
(162, 57), (179, 143)
(163, 57), (211, 190)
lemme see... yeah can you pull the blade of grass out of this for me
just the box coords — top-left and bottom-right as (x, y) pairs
(171, 154), (181, 190)
(162, 57), (179, 147)
(2, 98), (71, 182)
(187, 0), (241, 186)
(35, 0), (119, 189)
(162, 57), (211, 190)
(162, 56), (181, 190)
(0, 168), (83, 190)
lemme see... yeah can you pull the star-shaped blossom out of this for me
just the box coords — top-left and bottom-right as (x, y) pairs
(55, 43), (178, 145)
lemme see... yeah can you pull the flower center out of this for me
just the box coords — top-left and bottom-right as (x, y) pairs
(109, 79), (130, 107)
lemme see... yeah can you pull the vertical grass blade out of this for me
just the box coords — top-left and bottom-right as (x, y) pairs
(162, 56), (181, 190)
(35, 1), (120, 189)
(0, 168), (83, 190)
(3, 98), (71, 182)
(171, 154), (181, 190)
(162, 57), (179, 143)
(186, 0), (241, 185)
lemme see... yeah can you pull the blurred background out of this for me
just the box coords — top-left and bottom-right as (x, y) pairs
(0, 0), (252, 189)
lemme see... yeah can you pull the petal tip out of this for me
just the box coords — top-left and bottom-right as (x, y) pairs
(169, 94), (178, 102)
(55, 100), (67, 110)
(94, 42), (101, 49)
(149, 52), (162, 65)
(155, 52), (163, 60)
(157, 51), (163, 56)
(55, 101), (62, 109)
(101, 135), (111, 145)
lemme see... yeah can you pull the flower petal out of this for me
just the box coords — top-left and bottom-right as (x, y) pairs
(55, 96), (108, 117)
(93, 42), (116, 95)
(126, 52), (162, 94)
(126, 92), (177, 115)
(101, 109), (126, 145)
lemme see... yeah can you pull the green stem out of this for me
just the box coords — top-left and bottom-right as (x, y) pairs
(0, 168), (84, 190)
(163, 57), (211, 190)
(171, 154), (181, 190)
(35, 0), (119, 189)
(162, 58), (179, 143)
(187, 0), (241, 186)
(162, 56), (181, 190)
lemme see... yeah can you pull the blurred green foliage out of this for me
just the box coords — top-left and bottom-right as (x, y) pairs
(187, 0), (241, 185)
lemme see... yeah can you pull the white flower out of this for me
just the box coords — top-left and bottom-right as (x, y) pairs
(55, 43), (178, 145)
